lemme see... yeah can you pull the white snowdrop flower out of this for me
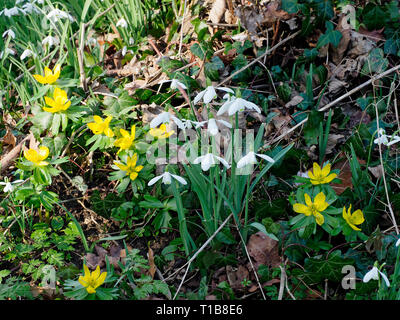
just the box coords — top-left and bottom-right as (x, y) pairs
(46, 9), (75, 23)
(42, 35), (60, 47)
(129, 37), (134, 45)
(16, 0), (25, 4)
(396, 238), (400, 247)
(116, 18), (128, 28)
(36, 0), (44, 4)
(150, 112), (185, 129)
(181, 119), (201, 129)
(0, 7), (21, 18)
(0, 48), (16, 59)
(363, 266), (390, 287)
(193, 86), (234, 104)
(196, 118), (232, 136)
(2, 29), (15, 39)
(20, 49), (35, 60)
(374, 128), (400, 146)
(237, 151), (275, 169)
(0, 179), (24, 193)
(122, 46), (127, 56)
(148, 171), (187, 186)
(22, 3), (40, 14)
(159, 79), (187, 90)
(217, 96), (261, 116)
(193, 153), (230, 171)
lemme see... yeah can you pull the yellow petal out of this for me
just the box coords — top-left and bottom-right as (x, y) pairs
(293, 203), (312, 216)
(313, 162), (321, 176)
(135, 165), (144, 172)
(53, 64), (61, 78)
(83, 264), (91, 278)
(38, 146), (49, 160)
(304, 193), (312, 207)
(314, 192), (329, 212)
(129, 172), (138, 180)
(78, 276), (88, 288)
(351, 209), (365, 225)
(323, 173), (337, 183)
(95, 272), (107, 288)
(314, 212), (325, 225)
(321, 163), (331, 177)
(120, 129), (130, 138)
(33, 74), (46, 84)
(44, 67), (52, 78)
(43, 106), (58, 113)
(308, 170), (316, 180)
(92, 266), (101, 280)
(104, 127), (114, 138)
(93, 115), (103, 124)
(45, 96), (56, 108)
(86, 286), (96, 294)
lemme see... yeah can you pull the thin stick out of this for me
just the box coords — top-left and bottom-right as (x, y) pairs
(234, 221), (267, 300)
(218, 30), (301, 87)
(373, 83), (399, 235)
(267, 64), (400, 146)
(166, 213), (233, 282)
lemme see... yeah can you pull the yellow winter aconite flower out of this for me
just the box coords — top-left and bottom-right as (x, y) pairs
(293, 192), (329, 226)
(149, 124), (174, 139)
(308, 162), (337, 185)
(33, 64), (61, 84)
(343, 205), (365, 231)
(78, 264), (107, 294)
(114, 153), (143, 181)
(43, 87), (71, 113)
(87, 115), (114, 137)
(24, 146), (49, 167)
(114, 126), (135, 153)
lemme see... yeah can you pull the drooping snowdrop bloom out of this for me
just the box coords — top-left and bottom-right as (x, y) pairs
(22, 3), (40, 14)
(363, 266), (390, 287)
(116, 18), (128, 28)
(193, 153), (230, 171)
(0, 7), (21, 18)
(46, 9), (75, 23)
(21, 49), (36, 60)
(2, 29), (15, 39)
(150, 112), (185, 129)
(374, 128), (400, 146)
(217, 96), (261, 116)
(396, 237), (400, 247)
(193, 86), (234, 104)
(196, 118), (232, 136)
(237, 151), (274, 168)
(181, 119), (202, 129)
(0, 178), (24, 193)
(159, 79), (187, 90)
(42, 35), (60, 48)
(148, 171), (187, 186)
(0, 48), (16, 59)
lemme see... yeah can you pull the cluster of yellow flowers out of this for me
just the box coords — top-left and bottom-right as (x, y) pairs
(293, 163), (365, 230)
(23, 64), (70, 164)
(33, 65), (71, 113)
(86, 115), (173, 182)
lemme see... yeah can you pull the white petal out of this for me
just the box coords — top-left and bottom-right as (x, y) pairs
(215, 155), (230, 169)
(256, 153), (275, 164)
(171, 116), (185, 129)
(193, 90), (206, 105)
(396, 238), (400, 247)
(171, 174), (187, 185)
(162, 172), (172, 184)
(150, 112), (170, 128)
(237, 152), (257, 168)
(217, 99), (234, 116)
(203, 86), (217, 104)
(228, 100), (243, 116)
(363, 267), (379, 283)
(193, 155), (205, 164)
(243, 99), (261, 113)
(216, 119), (232, 128)
(148, 175), (164, 186)
(379, 270), (391, 287)
(216, 87), (234, 94)
(207, 119), (219, 136)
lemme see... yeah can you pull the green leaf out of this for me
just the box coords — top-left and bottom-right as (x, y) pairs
(317, 21), (342, 49)
(281, 0), (300, 13)
(361, 48), (388, 75)
(250, 222), (279, 241)
(204, 56), (225, 81)
(303, 250), (354, 282)
(303, 110), (323, 146)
